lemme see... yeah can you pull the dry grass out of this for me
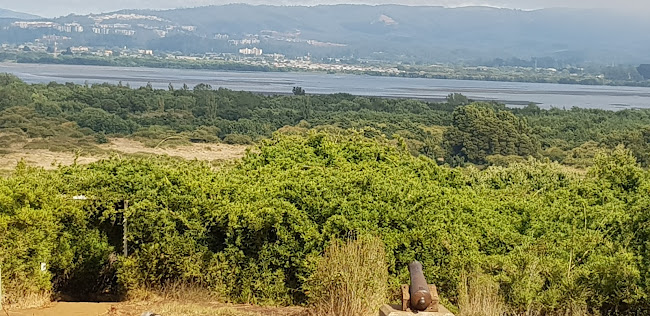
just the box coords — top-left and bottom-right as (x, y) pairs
(6, 301), (303, 316)
(109, 282), (303, 316)
(121, 302), (304, 316)
(458, 272), (506, 316)
(306, 236), (388, 316)
(125, 281), (221, 303)
(4, 291), (51, 310)
(0, 138), (249, 174)
(101, 138), (248, 161)
(152, 303), (262, 316)
(458, 272), (594, 316)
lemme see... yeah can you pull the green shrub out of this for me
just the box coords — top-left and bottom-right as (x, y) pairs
(223, 134), (253, 145)
(0, 131), (649, 314)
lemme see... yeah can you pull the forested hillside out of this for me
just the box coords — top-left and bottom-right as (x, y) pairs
(1, 73), (650, 167)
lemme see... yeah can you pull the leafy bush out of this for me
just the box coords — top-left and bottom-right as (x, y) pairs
(223, 133), (253, 145)
(0, 133), (645, 314)
(444, 103), (540, 164)
(0, 162), (113, 304)
(74, 107), (137, 134)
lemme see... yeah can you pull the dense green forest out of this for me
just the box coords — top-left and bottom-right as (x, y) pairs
(2, 73), (650, 314)
(1, 134), (650, 315)
(1, 73), (650, 167)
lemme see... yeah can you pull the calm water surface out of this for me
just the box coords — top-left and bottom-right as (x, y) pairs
(3, 62), (650, 110)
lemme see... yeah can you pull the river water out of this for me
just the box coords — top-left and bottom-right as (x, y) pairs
(3, 62), (650, 110)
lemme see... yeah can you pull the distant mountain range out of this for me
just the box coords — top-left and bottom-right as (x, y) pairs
(0, 8), (40, 20)
(2, 5), (649, 64)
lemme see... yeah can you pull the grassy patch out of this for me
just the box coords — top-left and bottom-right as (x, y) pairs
(153, 303), (263, 316)
(458, 273), (505, 316)
(22, 136), (105, 154)
(306, 236), (388, 316)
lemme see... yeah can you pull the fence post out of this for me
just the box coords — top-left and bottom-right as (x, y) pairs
(0, 265), (3, 310)
(123, 200), (128, 257)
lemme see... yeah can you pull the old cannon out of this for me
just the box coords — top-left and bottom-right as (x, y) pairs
(379, 261), (452, 316)
(401, 261), (440, 312)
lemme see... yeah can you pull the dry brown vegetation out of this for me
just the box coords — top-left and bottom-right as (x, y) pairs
(7, 301), (304, 316)
(7, 284), (303, 316)
(458, 272), (506, 316)
(306, 236), (388, 316)
(2, 292), (51, 311)
(103, 138), (248, 161)
(0, 137), (248, 175)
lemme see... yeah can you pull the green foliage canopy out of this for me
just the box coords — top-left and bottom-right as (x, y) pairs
(0, 133), (649, 315)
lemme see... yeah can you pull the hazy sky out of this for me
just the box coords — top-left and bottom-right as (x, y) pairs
(5, 0), (649, 18)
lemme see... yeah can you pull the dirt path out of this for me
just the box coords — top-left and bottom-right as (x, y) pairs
(6, 302), (117, 316)
(6, 301), (305, 316)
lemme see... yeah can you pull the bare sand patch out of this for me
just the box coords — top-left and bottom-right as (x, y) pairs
(6, 301), (304, 316)
(0, 138), (248, 173)
(101, 138), (248, 161)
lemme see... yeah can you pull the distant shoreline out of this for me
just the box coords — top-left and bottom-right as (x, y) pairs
(4, 62), (650, 111)
(3, 54), (650, 88)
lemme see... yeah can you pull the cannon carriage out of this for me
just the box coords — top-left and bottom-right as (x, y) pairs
(380, 261), (454, 316)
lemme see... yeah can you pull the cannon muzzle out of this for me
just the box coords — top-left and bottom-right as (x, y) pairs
(408, 261), (433, 311)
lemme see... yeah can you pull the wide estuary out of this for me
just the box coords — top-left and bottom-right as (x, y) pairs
(3, 62), (650, 110)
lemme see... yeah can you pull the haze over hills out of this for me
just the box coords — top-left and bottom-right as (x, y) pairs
(137, 4), (649, 63)
(0, 8), (41, 19)
(2, 4), (649, 64)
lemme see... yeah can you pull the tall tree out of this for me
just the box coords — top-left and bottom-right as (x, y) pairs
(444, 103), (540, 164)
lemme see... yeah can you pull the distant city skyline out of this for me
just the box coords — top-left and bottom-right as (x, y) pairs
(6, 0), (648, 18)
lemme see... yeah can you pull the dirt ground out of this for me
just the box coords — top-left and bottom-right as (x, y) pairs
(6, 301), (306, 316)
(0, 138), (248, 174)
(6, 302), (113, 316)
(101, 138), (248, 161)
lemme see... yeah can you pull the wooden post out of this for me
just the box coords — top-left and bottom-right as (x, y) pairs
(123, 200), (128, 257)
(0, 265), (3, 310)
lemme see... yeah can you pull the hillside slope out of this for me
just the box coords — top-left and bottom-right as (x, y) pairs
(126, 5), (650, 63)
(0, 8), (40, 19)
(2, 5), (648, 64)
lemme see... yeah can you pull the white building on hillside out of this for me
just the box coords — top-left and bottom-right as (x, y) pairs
(239, 47), (263, 56)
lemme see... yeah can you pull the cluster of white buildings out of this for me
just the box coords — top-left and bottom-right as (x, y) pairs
(89, 13), (167, 23)
(11, 21), (84, 33)
(57, 23), (84, 33)
(10, 13), (196, 39)
(238, 47), (263, 56)
(273, 59), (401, 75)
(91, 23), (136, 35)
(138, 49), (154, 56)
(229, 38), (260, 45)
(12, 21), (55, 29)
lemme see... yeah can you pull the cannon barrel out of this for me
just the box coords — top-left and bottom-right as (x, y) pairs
(408, 261), (432, 311)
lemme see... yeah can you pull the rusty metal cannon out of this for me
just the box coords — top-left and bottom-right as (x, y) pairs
(401, 261), (440, 312)
(380, 261), (453, 316)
